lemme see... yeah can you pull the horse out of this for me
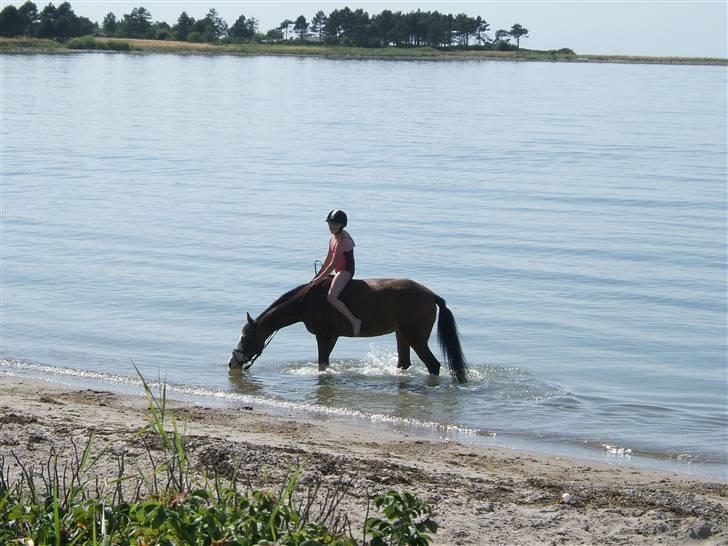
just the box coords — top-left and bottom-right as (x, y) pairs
(228, 277), (468, 383)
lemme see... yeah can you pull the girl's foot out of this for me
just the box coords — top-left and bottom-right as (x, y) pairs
(352, 318), (362, 337)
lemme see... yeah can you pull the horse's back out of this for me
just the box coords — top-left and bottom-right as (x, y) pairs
(353, 277), (428, 289)
(348, 278), (437, 320)
(307, 277), (437, 338)
(358, 278), (438, 338)
(351, 278), (435, 298)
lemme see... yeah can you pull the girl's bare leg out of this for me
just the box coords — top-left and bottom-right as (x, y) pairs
(328, 271), (362, 336)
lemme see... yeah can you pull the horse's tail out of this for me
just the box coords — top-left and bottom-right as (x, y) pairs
(434, 295), (468, 383)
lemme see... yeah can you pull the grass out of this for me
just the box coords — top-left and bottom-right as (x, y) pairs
(0, 366), (438, 545)
(577, 53), (727, 64)
(1, 36), (725, 65)
(99, 37), (218, 51)
(0, 37), (65, 51)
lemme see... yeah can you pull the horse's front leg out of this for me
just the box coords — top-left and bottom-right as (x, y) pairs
(316, 334), (338, 372)
(395, 330), (412, 369)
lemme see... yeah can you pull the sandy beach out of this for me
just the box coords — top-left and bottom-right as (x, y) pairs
(0, 375), (725, 545)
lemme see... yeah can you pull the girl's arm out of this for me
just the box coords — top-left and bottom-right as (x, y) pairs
(312, 244), (335, 284)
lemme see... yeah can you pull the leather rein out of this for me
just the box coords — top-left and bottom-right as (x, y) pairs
(232, 268), (319, 370)
(230, 330), (278, 370)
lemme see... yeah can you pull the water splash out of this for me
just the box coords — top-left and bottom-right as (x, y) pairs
(281, 345), (431, 378)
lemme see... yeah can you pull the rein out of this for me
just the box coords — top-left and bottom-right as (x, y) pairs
(233, 275), (317, 370)
(231, 330), (279, 370)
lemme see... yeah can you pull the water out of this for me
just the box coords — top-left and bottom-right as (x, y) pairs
(1, 53), (726, 479)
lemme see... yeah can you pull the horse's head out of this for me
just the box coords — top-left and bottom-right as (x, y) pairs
(228, 313), (266, 369)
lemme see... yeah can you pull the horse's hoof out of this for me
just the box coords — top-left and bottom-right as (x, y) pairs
(318, 364), (328, 372)
(397, 362), (412, 370)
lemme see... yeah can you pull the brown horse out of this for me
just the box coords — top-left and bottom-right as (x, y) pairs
(228, 277), (468, 383)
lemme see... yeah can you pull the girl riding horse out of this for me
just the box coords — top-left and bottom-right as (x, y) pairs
(311, 209), (362, 337)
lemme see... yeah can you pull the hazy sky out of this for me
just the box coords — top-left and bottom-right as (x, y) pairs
(22, 1), (728, 57)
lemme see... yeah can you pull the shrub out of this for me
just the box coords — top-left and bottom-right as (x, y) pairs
(494, 40), (515, 51)
(365, 490), (438, 545)
(66, 36), (131, 50)
(105, 40), (131, 51)
(66, 36), (96, 49)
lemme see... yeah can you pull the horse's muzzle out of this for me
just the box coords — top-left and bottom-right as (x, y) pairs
(229, 349), (257, 370)
(228, 349), (247, 369)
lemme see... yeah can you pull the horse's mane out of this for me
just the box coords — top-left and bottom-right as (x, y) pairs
(258, 282), (310, 319)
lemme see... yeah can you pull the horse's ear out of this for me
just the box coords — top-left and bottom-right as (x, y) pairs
(246, 312), (255, 327)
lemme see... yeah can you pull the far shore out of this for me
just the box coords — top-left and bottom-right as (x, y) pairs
(1, 374), (726, 544)
(1, 36), (726, 66)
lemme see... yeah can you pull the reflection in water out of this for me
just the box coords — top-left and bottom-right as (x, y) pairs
(392, 374), (466, 424)
(227, 368), (266, 397)
(301, 362), (469, 426)
(315, 373), (338, 406)
(423, 375), (443, 390)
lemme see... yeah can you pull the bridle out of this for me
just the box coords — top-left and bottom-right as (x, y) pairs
(230, 330), (278, 370)
(232, 279), (315, 370)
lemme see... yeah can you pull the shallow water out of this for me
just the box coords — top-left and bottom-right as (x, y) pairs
(1, 53), (726, 479)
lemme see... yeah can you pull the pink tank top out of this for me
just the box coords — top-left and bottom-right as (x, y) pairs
(330, 235), (355, 275)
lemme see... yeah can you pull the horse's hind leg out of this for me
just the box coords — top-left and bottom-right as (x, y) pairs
(411, 342), (441, 376)
(395, 330), (412, 369)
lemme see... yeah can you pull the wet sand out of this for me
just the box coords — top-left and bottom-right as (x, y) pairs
(1, 375), (725, 545)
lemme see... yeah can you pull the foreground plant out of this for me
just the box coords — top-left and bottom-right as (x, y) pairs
(365, 491), (438, 546)
(0, 368), (438, 545)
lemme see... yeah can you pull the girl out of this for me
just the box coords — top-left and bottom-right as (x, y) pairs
(311, 209), (362, 337)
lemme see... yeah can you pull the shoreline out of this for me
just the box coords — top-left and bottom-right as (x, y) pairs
(4, 361), (724, 480)
(1, 37), (726, 66)
(1, 375), (726, 544)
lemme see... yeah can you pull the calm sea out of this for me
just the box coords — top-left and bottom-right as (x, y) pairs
(1, 53), (726, 479)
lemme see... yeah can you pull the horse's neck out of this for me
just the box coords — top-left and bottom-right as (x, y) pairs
(258, 300), (302, 336)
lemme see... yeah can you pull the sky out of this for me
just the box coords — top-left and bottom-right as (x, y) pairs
(13, 1), (728, 58)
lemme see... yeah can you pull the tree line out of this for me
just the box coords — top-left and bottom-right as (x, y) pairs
(0, 1), (95, 40)
(0, 1), (530, 50)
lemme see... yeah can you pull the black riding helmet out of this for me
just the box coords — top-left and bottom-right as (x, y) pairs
(325, 209), (348, 227)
